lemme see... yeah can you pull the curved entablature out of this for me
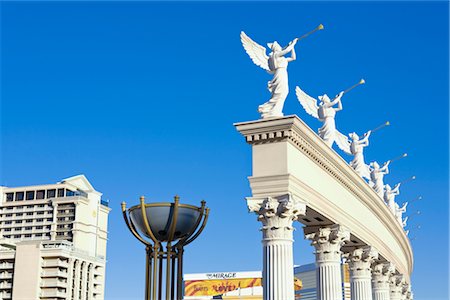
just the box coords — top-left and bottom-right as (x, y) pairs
(235, 115), (413, 281)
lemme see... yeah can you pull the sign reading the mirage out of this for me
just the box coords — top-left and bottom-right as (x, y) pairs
(206, 272), (237, 280)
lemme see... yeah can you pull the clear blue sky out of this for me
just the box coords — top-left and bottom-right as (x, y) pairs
(1, 2), (448, 299)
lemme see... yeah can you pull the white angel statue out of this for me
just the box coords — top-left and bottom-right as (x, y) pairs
(369, 161), (390, 198)
(240, 31), (298, 119)
(295, 87), (344, 147)
(335, 131), (372, 179)
(384, 183), (401, 214)
(394, 202), (408, 227)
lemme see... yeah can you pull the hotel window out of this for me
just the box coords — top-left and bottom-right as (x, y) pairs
(57, 189), (65, 197)
(36, 190), (45, 200)
(5, 193), (13, 201)
(24, 234), (31, 238)
(26, 212), (33, 216)
(35, 233), (42, 237)
(26, 191), (35, 200)
(13, 235), (20, 238)
(36, 226), (43, 229)
(5, 221), (12, 224)
(37, 219), (43, 222)
(4, 235), (10, 238)
(15, 192), (24, 201)
(16, 213), (23, 216)
(66, 190), (75, 197)
(14, 228), (21, 231)
(4, 228), (11, 232)
(47, 189), (56, 198)
(26, 219), (32, 223)
(14, 220), (21, 224)
(25, 227), (32, 231)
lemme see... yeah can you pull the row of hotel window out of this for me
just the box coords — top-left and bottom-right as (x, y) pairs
(2, 232), (71, 238)
(0, 204), (74, 211)
(1, 224), (72, 231)
(0, 216), (75, 224)
(5, 188), (86, 202)
(1, 210), (74, 217)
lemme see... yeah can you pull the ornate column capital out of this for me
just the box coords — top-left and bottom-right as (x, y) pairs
(346, 246), (378, 278)
(401, 282), (411, 300)
(247, 193), (306, 240)
(390, 274), (405, 300)
(305, 224), (350, 263)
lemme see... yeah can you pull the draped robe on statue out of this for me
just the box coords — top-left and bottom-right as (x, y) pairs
(258, 55), (289, 118)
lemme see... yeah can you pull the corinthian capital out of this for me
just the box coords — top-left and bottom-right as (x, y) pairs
(373, 262), (395, 277)
(347, 246), (378, 278)
(247, 193), (306, 239)
(305, 224), (350, 262)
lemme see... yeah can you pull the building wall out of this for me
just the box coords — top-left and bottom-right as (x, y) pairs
(11, 242), (41, 299)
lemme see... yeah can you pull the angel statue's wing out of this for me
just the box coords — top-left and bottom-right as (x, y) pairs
(240, 31), (270, 72)
(295, 86), (319, 119)
(335, 131), (351, 155)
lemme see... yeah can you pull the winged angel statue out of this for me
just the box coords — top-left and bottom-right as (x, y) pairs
(241, 32), (298, 119)
(295, 87), (344, 147)
(335, 130), (372, 179)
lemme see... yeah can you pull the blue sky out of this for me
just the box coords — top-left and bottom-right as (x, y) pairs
(1, 1), (448, 299)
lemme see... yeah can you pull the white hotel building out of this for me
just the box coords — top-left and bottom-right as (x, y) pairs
(0, 175), (110, 300)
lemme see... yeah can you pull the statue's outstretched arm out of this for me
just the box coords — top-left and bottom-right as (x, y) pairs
(286, 47), (296, 62)
(333, 94), (343, 111)
(278, 38), (298, 57)
(381, 162), (390, 174)
(361, 130), (371, 146)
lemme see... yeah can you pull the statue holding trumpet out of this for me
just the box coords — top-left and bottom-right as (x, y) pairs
(295, 79), (365, 147)
(368, 160), (390, 198)
(240, 24), (324, 119)
(384, 183), (401, 214)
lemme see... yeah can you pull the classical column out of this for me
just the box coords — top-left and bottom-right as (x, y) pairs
(372, 262), (395, 300)
(389, 274), (404, 300)
(305, 224), (350, 300)
(347, 246), (378, 300)
(248, 193), (306, 300)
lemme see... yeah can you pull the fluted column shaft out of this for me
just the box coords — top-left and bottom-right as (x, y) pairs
(305, 225), (350, 300)
(372, 262), (395, 300)
(248, 194), (306, 300)
(347, 247), (378, 300)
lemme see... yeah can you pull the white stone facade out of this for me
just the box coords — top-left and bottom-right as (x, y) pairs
(0, 175), (110, 300)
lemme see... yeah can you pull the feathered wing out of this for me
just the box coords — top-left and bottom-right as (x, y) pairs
(295, 86), (319, 119)
(240, 31), (270, 72)
(335, 131), (351, 154)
